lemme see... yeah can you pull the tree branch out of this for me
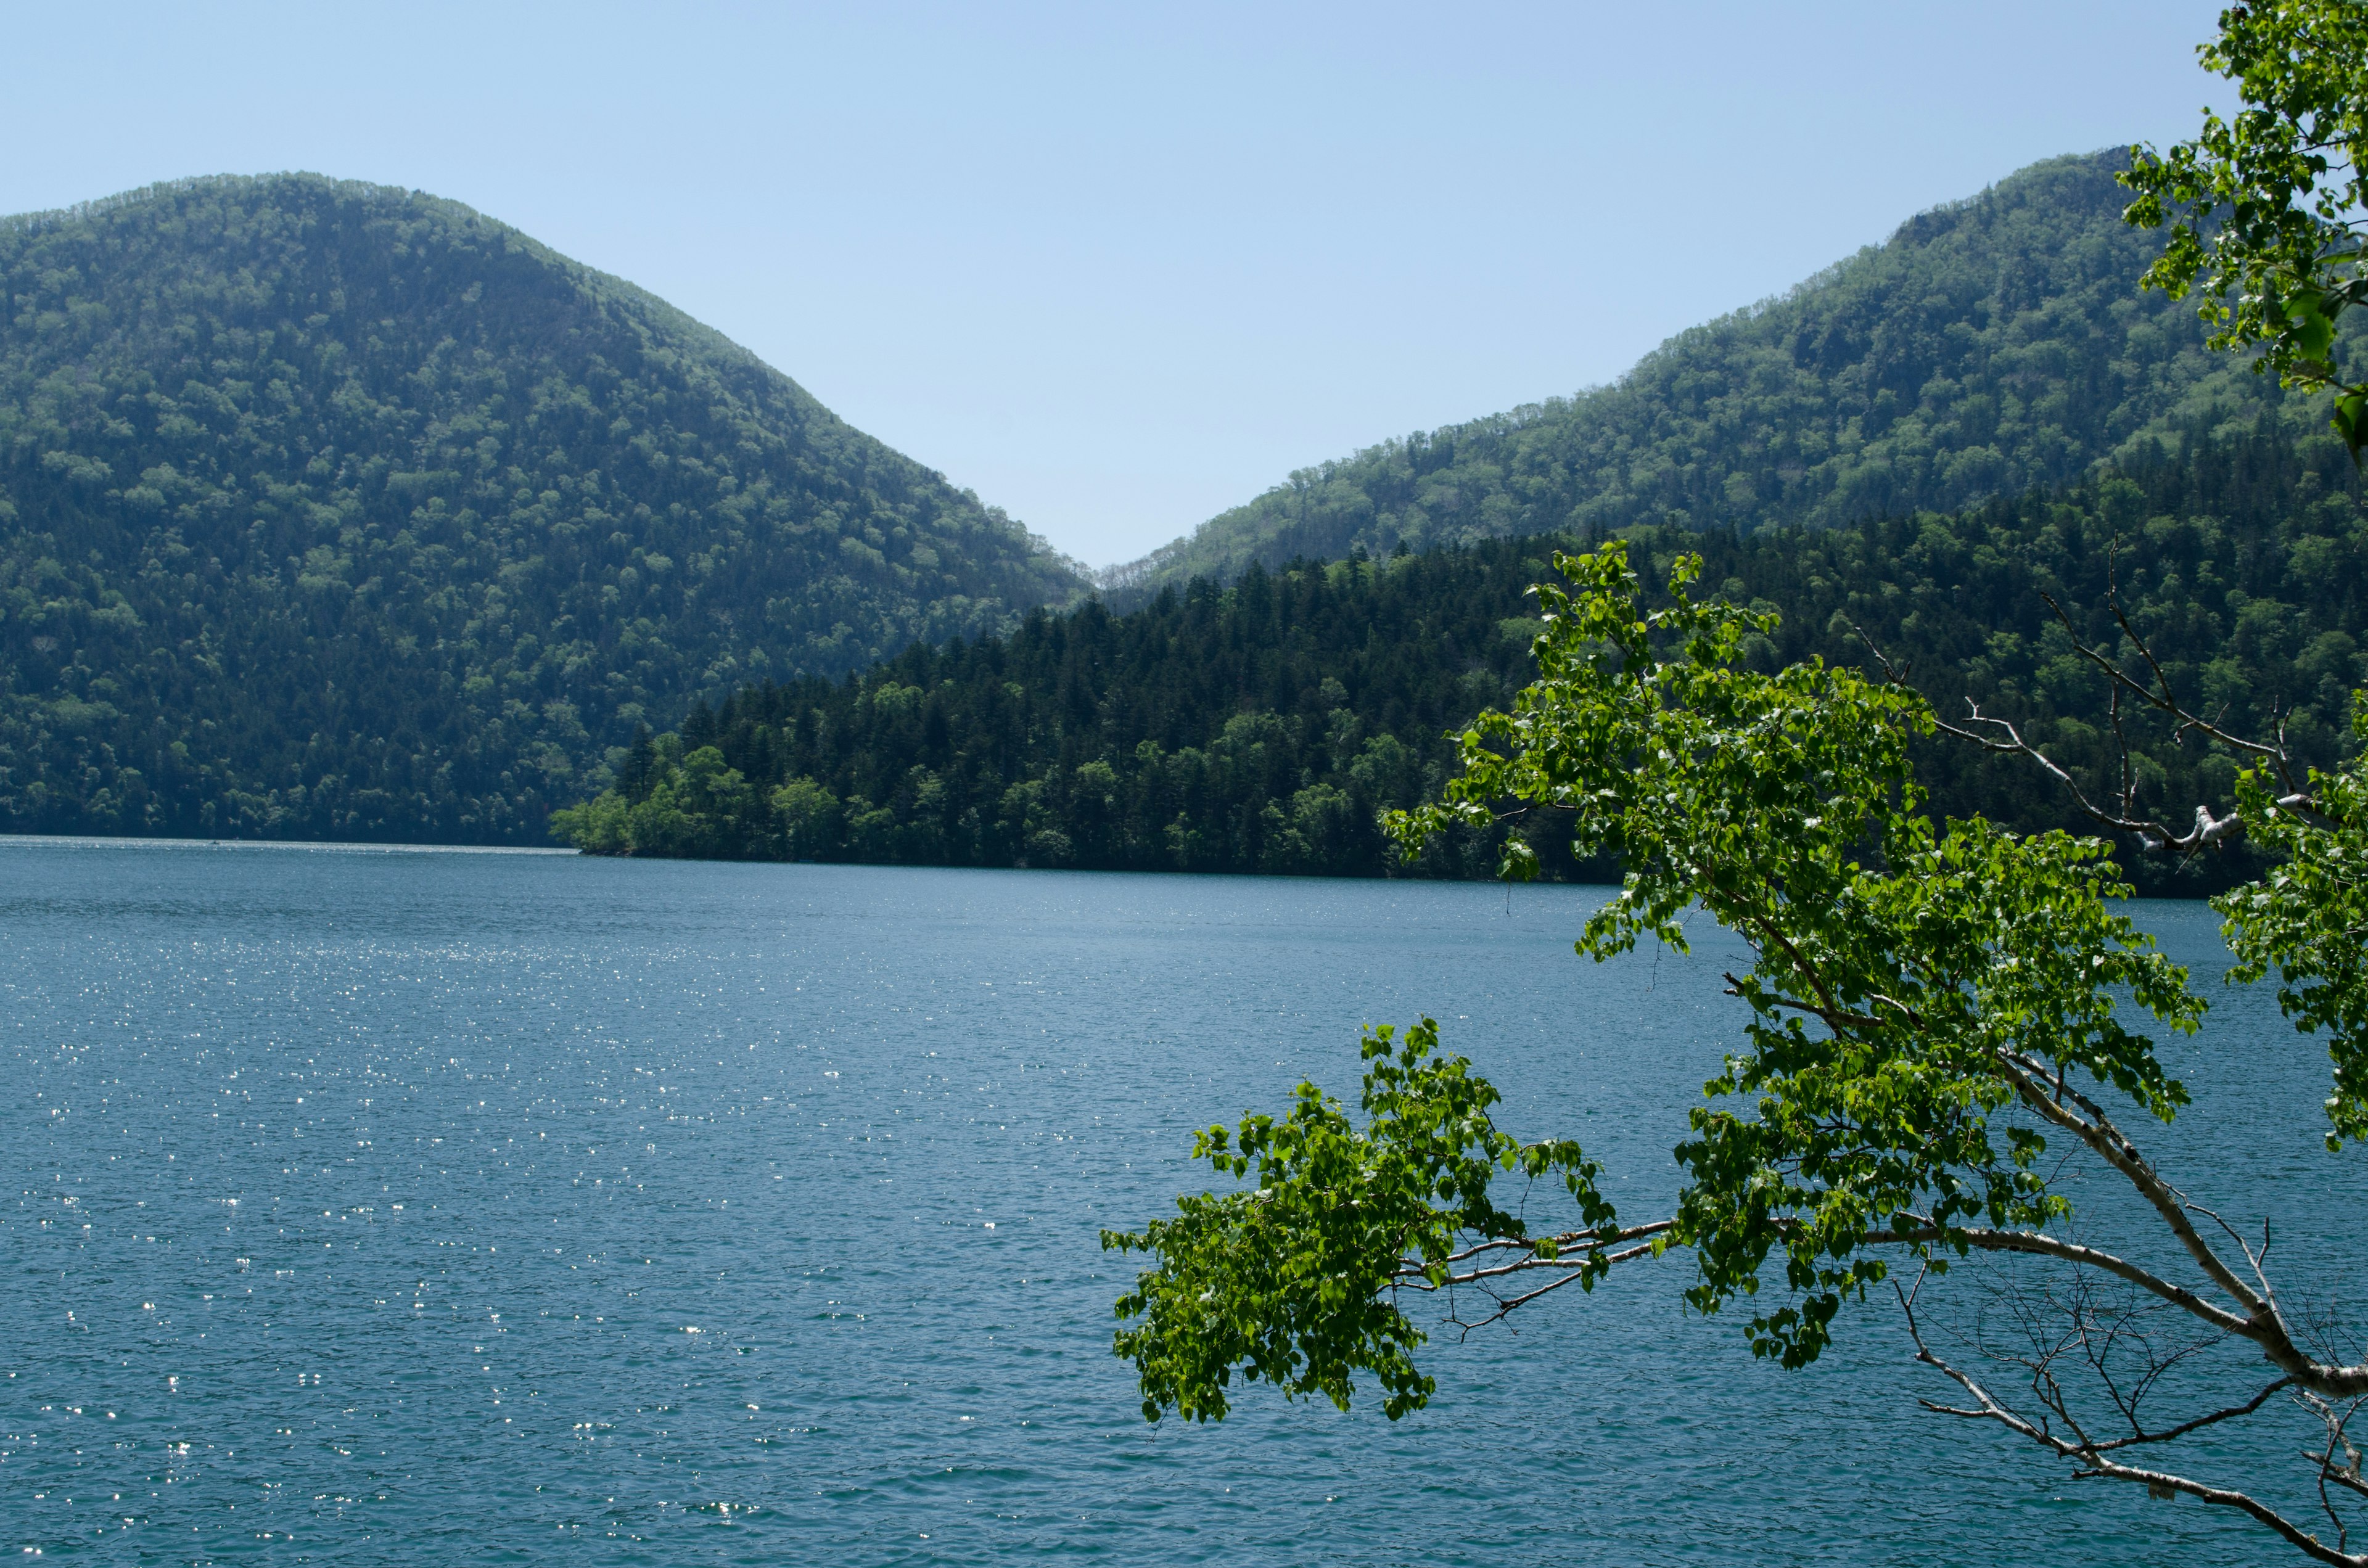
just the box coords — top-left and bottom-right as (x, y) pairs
(1897, 1271), (2368, 1568)
(1992, 1054), (2279, 1328)
(2084, 1377), (2296, 1451)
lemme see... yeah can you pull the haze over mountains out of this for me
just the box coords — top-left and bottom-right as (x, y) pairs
(0, 174), (1085, 842)
(0, 151), (2338, 845)
(1107, 151), (2329, 596)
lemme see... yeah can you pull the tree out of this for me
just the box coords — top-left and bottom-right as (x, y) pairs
(2124, 0), (2368, 456)
(1907, 588), (2368, 1151)
(1104, 540), (2368, 1563)
(1109, 15), (2368, 1555)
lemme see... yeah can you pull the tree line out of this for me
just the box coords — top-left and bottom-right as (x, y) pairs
(559, 424), (2368, 894)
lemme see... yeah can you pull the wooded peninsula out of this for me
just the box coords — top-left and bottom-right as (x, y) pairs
(556, 429), (2367, 895)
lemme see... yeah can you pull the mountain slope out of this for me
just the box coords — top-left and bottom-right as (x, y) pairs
(1109, 150), (2333, 593)
(0, 174), (1085, 842)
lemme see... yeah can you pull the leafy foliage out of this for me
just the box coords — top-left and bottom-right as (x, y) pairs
(1103, 1018), (1603, 1422)
(2219, 693), (2368, 1149)
(1404, 541), (2201, 1364)
(0, 174), (1083, 843)
(1108, 540), (2206, 1411)
(1108, 151), (2339, 593)
(2124, 0), (2368, 453)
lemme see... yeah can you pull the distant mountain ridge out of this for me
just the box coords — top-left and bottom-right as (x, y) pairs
(0, 174), (1085, 842)
(1108, 150), (2337, 594)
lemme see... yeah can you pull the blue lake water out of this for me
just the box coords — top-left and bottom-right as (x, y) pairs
(1, 839), (2359, 1564)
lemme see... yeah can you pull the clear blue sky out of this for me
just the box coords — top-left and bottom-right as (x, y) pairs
(4, 1), (2230, 568)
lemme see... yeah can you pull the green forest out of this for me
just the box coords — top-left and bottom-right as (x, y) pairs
(1105, 151), (2364, 596)
(7, 156), (2363, 861)
(0, 175), (1083, 844)
(560, 427), (2368, 895)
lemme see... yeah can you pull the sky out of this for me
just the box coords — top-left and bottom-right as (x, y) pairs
(2, 1), (2233, 569)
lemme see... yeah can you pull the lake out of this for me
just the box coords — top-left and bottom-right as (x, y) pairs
(1, 838), (2357, 1564)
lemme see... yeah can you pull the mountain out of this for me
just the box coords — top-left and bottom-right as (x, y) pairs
(556, 425), (2368, 897)
(1106, 150), (2340, 595)
(0, 174), (1086, 843)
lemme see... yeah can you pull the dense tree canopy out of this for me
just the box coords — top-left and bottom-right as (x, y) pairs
(562, 428), (2368, 896)
(555, 542), (1552, 879)
(1106, 150), (2356, 595)
(0, 174), (1083, 843)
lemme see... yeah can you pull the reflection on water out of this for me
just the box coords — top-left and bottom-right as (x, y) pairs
(0, 837), (2350, 1564)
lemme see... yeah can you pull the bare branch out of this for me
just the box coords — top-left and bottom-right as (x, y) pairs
(2190, 1201), (2281, 1308)
(1896, 1270), (2368, 1568)
(1991, 1055), (2281, 1330)
(1441, 1241), (1666, 1330)
(2084, 1377), (2296, 1451)
(2044, 588), (2290, 770)
(1865, 1220), (2256, 1337)
(2063, 1453), (2368, 1567)
(1860, 591), (2327, 852)
(1928, 699), (2231, 852)
(1424, 1220), (1675, 1270)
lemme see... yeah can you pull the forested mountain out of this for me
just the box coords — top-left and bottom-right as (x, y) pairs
(562, 428), (2368, 895)
(559, 541), (1547, 881)
(1106, 150), (2359, 596)
(0, 174), (1085, 843)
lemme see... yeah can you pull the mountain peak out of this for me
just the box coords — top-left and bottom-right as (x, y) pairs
(0, 173), (1083, 842)
(1104, 148), (2300, 595)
